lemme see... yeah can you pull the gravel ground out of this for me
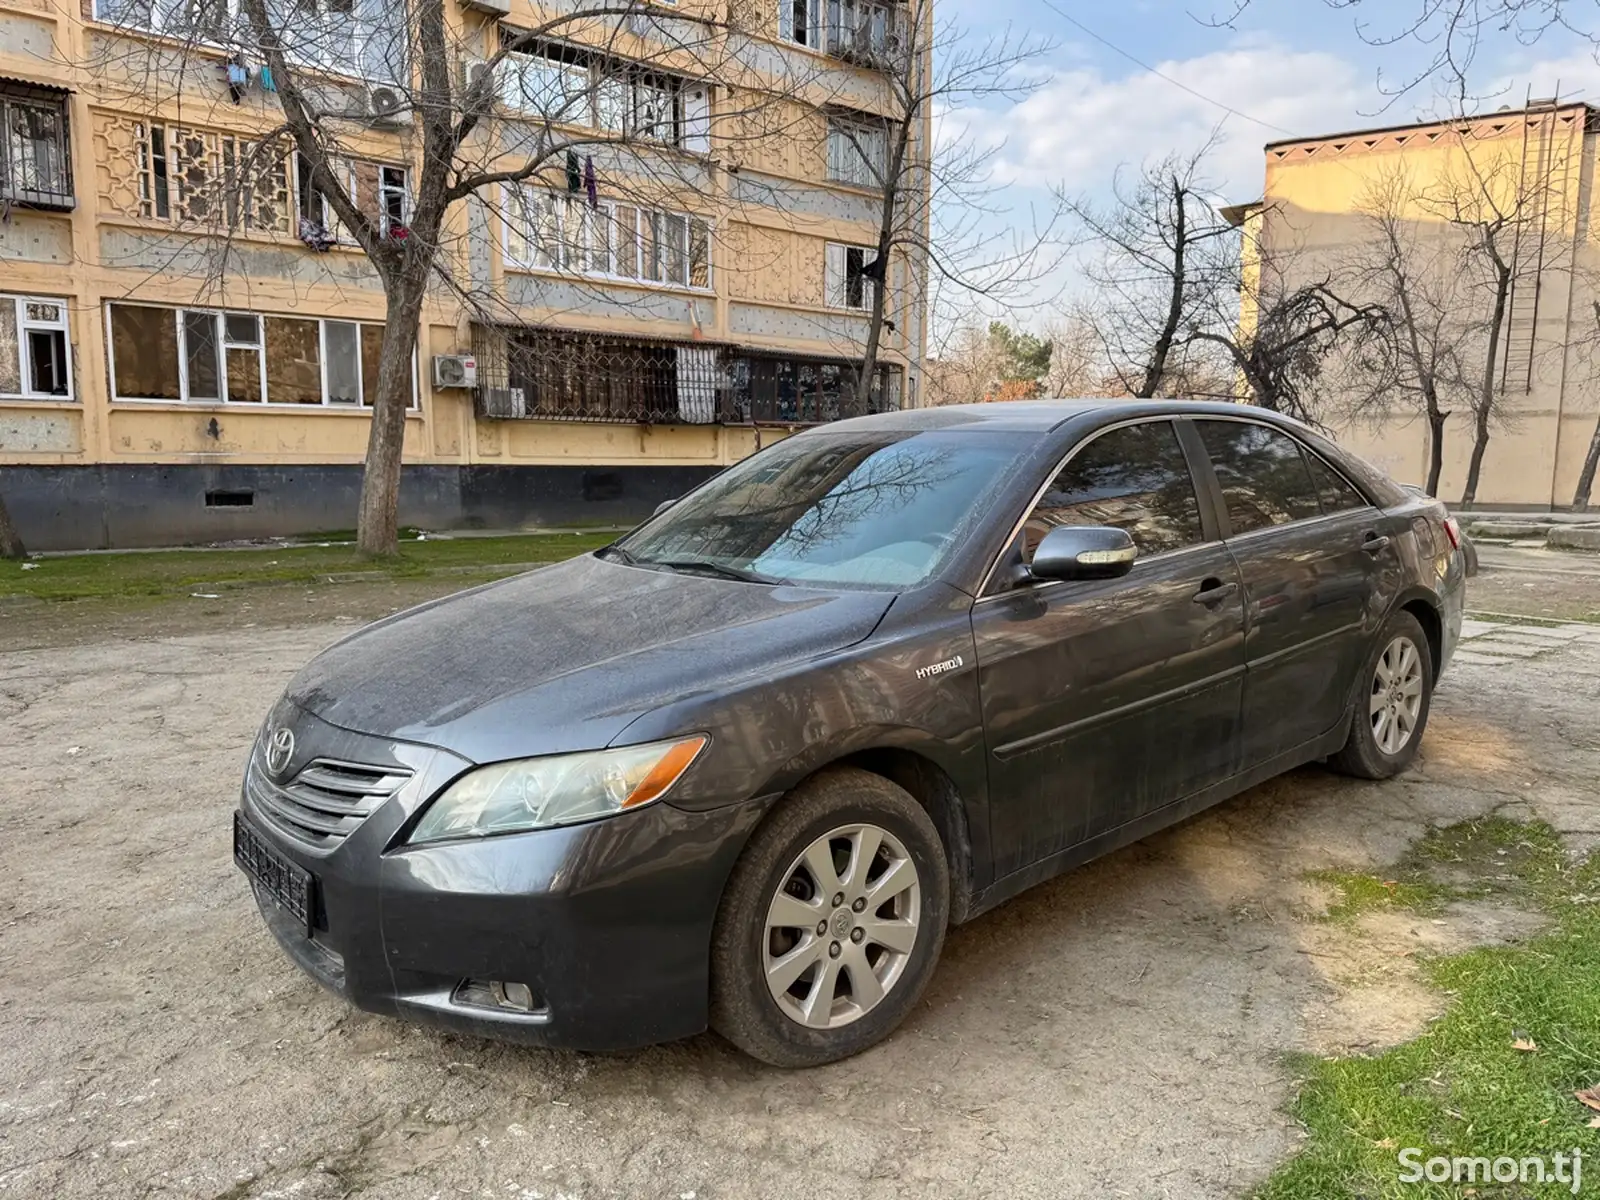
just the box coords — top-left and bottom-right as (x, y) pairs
(2, 573), (1598, 1200)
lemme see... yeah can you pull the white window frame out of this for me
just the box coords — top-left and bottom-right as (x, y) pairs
(827, 116), (887, 189)
(89, 0), (401, 83)
(104, 302), (417, 409)
(497, 42), (697, 149)
(779, 0), (824, 48)
(0, 294), (73, 401)
(824, 242), (878, 311)
(378, 165), (409, 235)
(502, 185), (713, 291)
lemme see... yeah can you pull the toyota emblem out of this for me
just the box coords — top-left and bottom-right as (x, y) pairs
(265, 726), (295, 778)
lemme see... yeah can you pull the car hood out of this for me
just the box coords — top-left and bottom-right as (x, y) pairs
(283, 553), (894, 763)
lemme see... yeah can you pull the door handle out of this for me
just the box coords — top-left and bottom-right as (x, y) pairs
(1193, 578), (1238, 606)
(1361, 532), (1392, 555)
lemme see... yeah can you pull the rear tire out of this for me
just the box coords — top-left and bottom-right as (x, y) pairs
(1329, 610), (1434, 780)
(710, 767), (948, 1067)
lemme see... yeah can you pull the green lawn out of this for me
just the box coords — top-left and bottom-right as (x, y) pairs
(1261, 818), (1600, 1198)
(0, 532), (616, 602)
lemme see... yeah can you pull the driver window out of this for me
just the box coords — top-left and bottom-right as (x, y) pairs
(1022, 421), (1206, 560)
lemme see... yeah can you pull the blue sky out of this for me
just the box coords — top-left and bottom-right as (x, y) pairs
(938, 0), (1600, 199)
(927, 0), (1600, 330)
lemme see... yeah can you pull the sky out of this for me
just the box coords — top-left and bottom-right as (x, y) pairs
(929, 0), (1600, 331)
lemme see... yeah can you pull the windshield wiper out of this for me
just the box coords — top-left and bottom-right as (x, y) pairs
(645, 558), (774, 584)
(596, 544), (639, 565)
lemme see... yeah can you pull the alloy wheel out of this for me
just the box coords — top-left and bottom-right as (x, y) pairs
(1370, 635), (1424, 756)
(762, 823), (922, 1029)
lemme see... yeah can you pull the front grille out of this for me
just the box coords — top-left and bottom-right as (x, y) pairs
(245, 751), (410, 850)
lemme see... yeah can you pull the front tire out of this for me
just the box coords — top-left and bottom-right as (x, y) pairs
(1329, 610), (1434, 779)
(710, 767), (949, 1067)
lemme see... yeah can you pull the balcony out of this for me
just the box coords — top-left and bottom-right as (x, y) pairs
(824, 0), (906, 69)
(470, 325), (902, 426)
(0, 83), (74, 211)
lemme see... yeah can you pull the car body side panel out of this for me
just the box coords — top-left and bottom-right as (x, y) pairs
(1226, 508), (1402, 763)
(614, 582), (996, 890)
(972, 543), (1248, 879)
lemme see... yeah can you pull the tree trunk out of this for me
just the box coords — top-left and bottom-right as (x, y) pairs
(1461, 408), (1492, 506)
(1138, 179), (1187, 399)
(1462, 263), (1511, 506)
(1572, 414), (1600, 512)
(355, 284), (428, 557)
(1424, 398), (1447, 497)
(0, 486), (24, 559)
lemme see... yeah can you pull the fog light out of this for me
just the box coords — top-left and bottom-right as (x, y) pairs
(453, 978), (543, 1014)
(491, 980), (536, 1012)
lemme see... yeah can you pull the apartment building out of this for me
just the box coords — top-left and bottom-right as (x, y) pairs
(1237, 101), (1600, 509)
(0, 0), (927, 548)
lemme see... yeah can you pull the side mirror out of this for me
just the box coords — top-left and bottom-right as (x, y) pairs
(652, 498), (678, 518)
(1029, 525), (1138, 582)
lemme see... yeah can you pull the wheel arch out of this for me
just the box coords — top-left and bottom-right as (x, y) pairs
(1393, 589), (1444, 681)
(747, 739), (978, 927)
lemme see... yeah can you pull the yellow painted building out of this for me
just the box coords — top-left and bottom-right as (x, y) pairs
(0, 0), (927, 547)
(1244, 100), (1600, 509)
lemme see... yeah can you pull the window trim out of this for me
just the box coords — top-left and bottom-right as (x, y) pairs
(1188, 413), (1378, 542)
(501, 186), (714, 292)
(104, 302), (417, 410)
(0, 88), (74, 210)
(824, 241), (878, 311)
(826, 114), (888, 190)
(497, 39), (704, 151)
(0, 294), (74, 402)
(88, 0), (401, 84)
(976, 415), (1219, 601)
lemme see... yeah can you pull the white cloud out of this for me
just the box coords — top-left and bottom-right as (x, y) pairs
(956, 38), (1376, 201)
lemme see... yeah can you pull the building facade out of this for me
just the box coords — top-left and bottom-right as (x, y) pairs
(1243, 101), (1600, 510)
(0, 0), (928, 548)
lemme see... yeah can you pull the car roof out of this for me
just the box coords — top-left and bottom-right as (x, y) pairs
(806, 399), (1307, 435)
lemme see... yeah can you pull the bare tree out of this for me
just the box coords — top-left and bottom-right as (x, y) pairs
(1064, 137), (1386, 422)
(1417, 135), (1556, 504)
(0, 487), (23, 560)
(1060, 140), (1236, 399)
(824, 3), (1062, 410)
(91, 0), (823, 554)
(1345, 165), (1476, 495)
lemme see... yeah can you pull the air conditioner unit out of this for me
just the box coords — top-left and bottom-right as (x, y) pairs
(365, 85), (410, 127)
(432, 354), (478, 389)
(479, 386), (526, 418)
(462, 57), (492, 91)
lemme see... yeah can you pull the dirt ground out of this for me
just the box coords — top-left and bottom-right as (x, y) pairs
(2, 555), (1599, 1199)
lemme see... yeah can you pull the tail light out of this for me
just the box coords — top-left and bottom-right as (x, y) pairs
(1442, 517), (1462, 551)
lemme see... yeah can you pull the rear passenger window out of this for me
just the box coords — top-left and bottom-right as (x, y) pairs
(1196, 420), (1321, 535)
(1025, 421), (1205, 558)
(1304, 452), (1367, 513)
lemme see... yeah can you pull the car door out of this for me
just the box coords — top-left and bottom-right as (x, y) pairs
(971, 418), (1248, 881)
(1192, 418), (1389, 766)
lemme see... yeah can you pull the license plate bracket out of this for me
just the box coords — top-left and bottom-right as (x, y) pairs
(233, 812), (315, 935)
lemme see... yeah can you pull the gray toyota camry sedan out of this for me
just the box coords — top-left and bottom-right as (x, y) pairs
(235, 400), (1468, 1066)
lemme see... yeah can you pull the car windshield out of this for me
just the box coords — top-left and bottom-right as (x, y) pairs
(613, 430), (1024, 589)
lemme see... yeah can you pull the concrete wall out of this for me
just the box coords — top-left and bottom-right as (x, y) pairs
(4, 462), (723, 550)
(1255, 104), (1600, 508)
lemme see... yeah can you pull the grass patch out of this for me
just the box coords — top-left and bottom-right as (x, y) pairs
(1308, 869), (1455, 922)
(1264, 819), (1600, 1198)
(0, 531), (616, 602)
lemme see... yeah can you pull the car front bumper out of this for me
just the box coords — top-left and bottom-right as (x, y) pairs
(236, 714), (775, 1051)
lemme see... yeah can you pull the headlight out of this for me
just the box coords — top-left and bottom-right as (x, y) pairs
(406, 736), (707, 845)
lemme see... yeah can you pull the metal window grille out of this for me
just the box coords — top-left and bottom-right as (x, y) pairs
(472, 325), (904, 427)
(0, 84), (73, 210)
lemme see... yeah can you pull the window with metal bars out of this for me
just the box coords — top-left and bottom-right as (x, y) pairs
(0, 87), (72, 209)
